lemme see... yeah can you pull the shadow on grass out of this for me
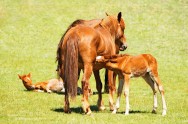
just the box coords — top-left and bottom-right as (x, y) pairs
(56, 91), (101, 95)
(52, 106), (150, 115)
(116, 110), (150, 114)
(51, 105), (99, 114)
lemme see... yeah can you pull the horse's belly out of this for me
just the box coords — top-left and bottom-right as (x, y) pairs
(93, 63), (105, 71)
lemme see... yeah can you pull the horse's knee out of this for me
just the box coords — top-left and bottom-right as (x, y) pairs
(158, 85), (165, 94)
(124, 90), (129, 97)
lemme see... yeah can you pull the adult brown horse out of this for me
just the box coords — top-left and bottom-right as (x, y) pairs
(56, 12), (127, 114)
(57, 16), (126, 111)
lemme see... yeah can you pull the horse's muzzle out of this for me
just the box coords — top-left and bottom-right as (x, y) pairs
(119, 45), (127, 51)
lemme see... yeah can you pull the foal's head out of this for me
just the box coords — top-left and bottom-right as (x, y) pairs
(18, 73), (34, 90)
(101, 12), (127, 51)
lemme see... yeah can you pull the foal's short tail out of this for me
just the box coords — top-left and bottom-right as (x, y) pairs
(63, 34), (79, 99)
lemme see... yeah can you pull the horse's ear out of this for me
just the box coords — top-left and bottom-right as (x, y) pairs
(105, 12), (109, 16)
(117, 12), (122, 22)
(18, 74), (21, 79)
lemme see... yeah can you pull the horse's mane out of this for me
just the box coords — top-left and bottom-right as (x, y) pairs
(56, 19), (84, 73)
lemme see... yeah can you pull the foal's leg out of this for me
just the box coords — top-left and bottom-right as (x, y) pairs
(124, 75), (130, 115)
(81, 63), (93, 115)
(149, 71), (167, 116)
(94, 70), (105, 110)
(142, 73), (158, 113)
(112, 77), (124, 114)
(108, 70), (116, 110)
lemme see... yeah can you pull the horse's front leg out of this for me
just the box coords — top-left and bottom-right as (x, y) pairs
(82, 63), (93, 115)
(94, 70), (105, 111)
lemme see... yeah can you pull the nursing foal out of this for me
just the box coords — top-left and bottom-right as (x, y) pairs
(96, 54), (167, 116)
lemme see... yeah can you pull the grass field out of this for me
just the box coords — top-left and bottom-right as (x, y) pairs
(0, 0), (188, 123)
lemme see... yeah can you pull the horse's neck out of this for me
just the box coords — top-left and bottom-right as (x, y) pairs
(100, 19), (116, 39)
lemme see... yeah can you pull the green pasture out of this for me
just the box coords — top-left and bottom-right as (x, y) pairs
(0, 0), (187, 123)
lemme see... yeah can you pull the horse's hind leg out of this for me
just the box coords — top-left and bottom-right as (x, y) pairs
(94, 70), (105, 111)
(64, 90), (71, 113)
(142, 73), (158, 113)
(81, 63), (93, 115)
(149, 70), (167, 116)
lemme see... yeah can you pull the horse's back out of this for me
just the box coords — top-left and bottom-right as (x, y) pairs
(65, 25), (111, 62)
(141, 54), (157, 66)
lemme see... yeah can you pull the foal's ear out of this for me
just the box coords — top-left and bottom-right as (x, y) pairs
(105, 12), (109, 16)
(27, 73), (31, 77)
(18, 74), (22, 79)
(117, 12), (122, 22)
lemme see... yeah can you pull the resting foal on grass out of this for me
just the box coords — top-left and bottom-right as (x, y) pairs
(96, 54), (167, 116)
(18, 73), (65, 93)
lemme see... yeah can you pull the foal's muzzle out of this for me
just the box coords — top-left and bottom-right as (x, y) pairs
(119, 44), (127, 51)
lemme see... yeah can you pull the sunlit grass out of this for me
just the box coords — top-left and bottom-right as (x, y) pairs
(0, 0), (187, 123)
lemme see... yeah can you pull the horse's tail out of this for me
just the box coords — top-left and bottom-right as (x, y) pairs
(63, 34), (79, 99)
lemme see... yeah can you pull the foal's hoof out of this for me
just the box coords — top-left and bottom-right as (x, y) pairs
(109, 105), (115, 111)
(125, 112), (129, 115)
(152, 110), (157, 114)
(162, 111), (166, 116)
(112, 110), (116, 114)
(99, 106), (106, 111)
(86, 111), (92, 116)
(47, 91), (52, 93)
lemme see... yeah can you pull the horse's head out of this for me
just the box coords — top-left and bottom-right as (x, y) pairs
(18, 73), (35, 90)
(102, 12), (127, 52)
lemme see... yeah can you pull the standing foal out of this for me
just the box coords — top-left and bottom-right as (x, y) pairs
(96, 54), (167, 116)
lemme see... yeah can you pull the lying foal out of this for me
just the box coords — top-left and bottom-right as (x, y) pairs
(96, 54), (167, 116)
(18, 73), (65, 93)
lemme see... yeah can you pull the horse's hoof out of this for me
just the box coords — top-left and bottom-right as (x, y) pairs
(64, 110), (71, 114)
(64, 107), (71, 114)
